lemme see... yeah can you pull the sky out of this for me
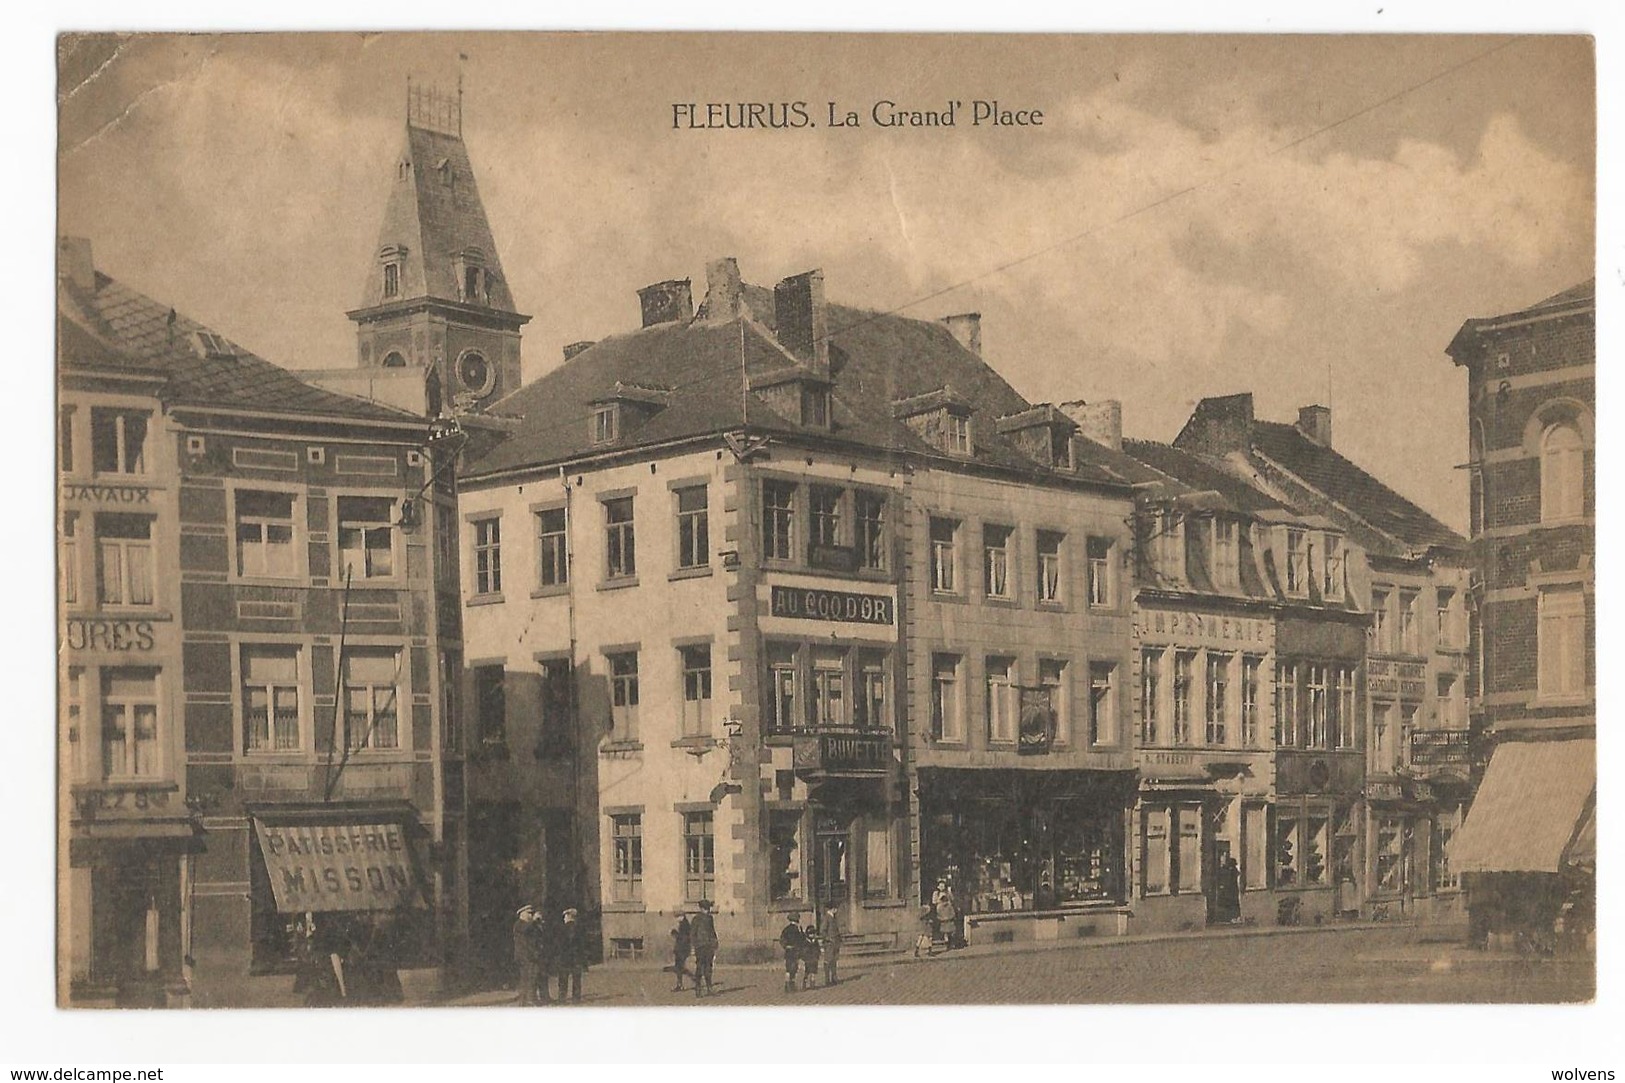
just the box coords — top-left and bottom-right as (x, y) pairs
(57, 32), (1595, 531)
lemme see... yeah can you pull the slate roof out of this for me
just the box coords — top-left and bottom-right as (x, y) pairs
(1248, 420), (1466, 552)
(354, 122), (519, 314)
(1121, 438), (1292, 516)
(466, 280), (1131, 490)
(59, 271), (416, 422)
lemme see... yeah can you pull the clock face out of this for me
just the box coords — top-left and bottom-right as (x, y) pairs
(456, 351), (493, 395)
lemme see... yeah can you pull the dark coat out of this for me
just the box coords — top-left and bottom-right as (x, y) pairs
(555, 920), (587, 971)
(691, 910), (719, 952)
(513, 918), (542, 965)
(779, 921), (808, 952)
(673, 916), (693, 958)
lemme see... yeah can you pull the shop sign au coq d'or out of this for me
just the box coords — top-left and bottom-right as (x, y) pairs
(769, 585), (894, 626)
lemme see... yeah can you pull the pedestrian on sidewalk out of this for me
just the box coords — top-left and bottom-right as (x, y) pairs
(512, 906), (540, 1006)
(691, 899), (719, 998)
(533, 905), (556, 1004)
(670, 913), (693, 992)
(932, 880), (959, 950)
(555, 908), (586, 1004)
(779, 913), (808, 993)
(799, 918), (821, 990)
(1216, 857), (1243, 924)
(821, 904), (843, 986)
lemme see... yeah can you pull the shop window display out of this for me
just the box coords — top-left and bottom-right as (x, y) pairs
(769, 811), (803, 902)
(1304, 816), (1329, 885)
(1275, 815), (1299, 886)
(1375, 816), (1404, 895)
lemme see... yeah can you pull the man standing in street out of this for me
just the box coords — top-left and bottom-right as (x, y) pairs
(511, 906), (540, 1005)
(778, 913), (807, 994)
(555, 908), (586, 1004)
(690, 898), (719, 999)
(821, 903), (843, 987)
(670, 913), (693, 992)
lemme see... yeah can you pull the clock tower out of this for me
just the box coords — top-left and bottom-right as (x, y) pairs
(347, 82), (528, 416)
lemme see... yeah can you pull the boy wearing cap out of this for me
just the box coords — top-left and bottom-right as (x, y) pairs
(555, 908), (586, 1004)
(690, 899), (719, 998)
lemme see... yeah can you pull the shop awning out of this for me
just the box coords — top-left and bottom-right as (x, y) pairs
(1449, 739), (1594, 875)
(253, 817), (426, 914)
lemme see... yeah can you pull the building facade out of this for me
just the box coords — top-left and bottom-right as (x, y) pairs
(1444, 281), (1595, 949)
(456, 261), (1139, 960)
(58, 238), (464, 1007)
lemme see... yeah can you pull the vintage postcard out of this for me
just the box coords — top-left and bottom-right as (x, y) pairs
(54, 31), (1595, 1013)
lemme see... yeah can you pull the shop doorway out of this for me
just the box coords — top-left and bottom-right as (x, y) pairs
(812, 815), (853, 932)
(92, 861), (165, 1005)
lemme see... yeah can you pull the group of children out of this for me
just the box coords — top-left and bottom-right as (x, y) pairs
(777, 906), (842, 993)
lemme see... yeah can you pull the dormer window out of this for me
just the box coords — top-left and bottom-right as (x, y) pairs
(1284, 528), (1309, 596)
(892, 387), (975, 457)
(463, 265), (483, 304)
(801, 386), (831, 429)
(192, 330), (233, 359)
(453, 247), (487, 306)
(1321, 533), (1345, 601)
(437, 158), (453, 187)
(592, 405), (619, 445)
(383, 262), (400, 299)
(946, 413), (971, 456)
(1212, 518), (1240, 589)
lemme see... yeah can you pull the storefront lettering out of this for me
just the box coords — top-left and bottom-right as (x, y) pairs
(261, 825), (406, 857)
(1367, 659), (1427, 698)
(278, 863), (413, 897)
(254, 821), (422, 911)
(64, 618), (156, 652)
(74, 788), (171, 814)
(769, 585), (893, 626)
(61, 483), (152, 505)
(1144, 751), (1196, 765)
(1135, 609), (1268, 647)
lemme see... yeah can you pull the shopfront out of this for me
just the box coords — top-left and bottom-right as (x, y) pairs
(919, 768), (1135, 944)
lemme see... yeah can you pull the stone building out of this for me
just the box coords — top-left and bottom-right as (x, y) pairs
(453, 260), (1138, 960)
(57, 237), (464, 1006)
(1444, 281), (1595, 948)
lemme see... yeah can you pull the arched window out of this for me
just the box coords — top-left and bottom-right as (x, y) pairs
(381, 351), (407, 368)
(1540, 420), (1585, 522)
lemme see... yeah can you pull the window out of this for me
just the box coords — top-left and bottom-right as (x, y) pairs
(1156, 510), (1185, 583)
(1375, 816), (1404, 894)
(1172, 652), (1195, 745)
(610, 814), (643, 903)
(1040, 659), (1068, 745)
(930, 654), (963, 743)
(1089, 662), (1117, 746)
(858, 651), (888, 732)
(1321, 535), (1344, 600)
(1275, 814), (1299, 886)
(929, 517), (958, 593)
(1242, 803), (1269, 890)
(982, 524), (1012, 599)
(470, 518), (501, 595)
(537, 659), (572, 758)
(1037, 530), (1064, 604)
(768, 644), (799, 733)
(762, 481), (796, 561)
(810, 486), (841, 548)
(101, 668), (160, 779)
(946, 412), (970, 455)
(90, 408), (148, 475)
(1284, 529), (1308, 595)
(1538, 587), (1586, 698)
(683, 811), (715, 902)
(592, 405), (618, 445)
(236, 491), (298, 578)
(1436, 588), (1458, 650)
(242, 646), (300, 754)
(1437, 674), (1462, 729)
(1305, 664), (1328, 750)
(1275, 662), (1298, 748)
(1334, 665), (1357, 750)
(1371, 588), (1391, 653)
(1140, 649), (1163, 745)
(1433, 807), (1460, 891)
(1240, 656), (1262, 747)
(1142, 807), (1170, 895)
(97, 515), (155, 607)
(474, 664), (505, 750)
(463, 265), (483, 303)
(604, 497), (636, 580)
(1212, 519), (1239, 589)
(382, 262), (400, 299)
(1304, 816), (1329, 886)
(856, 491), (886, 570)
(61, 514), (79, 605)
(863, 818), (892, 899)
(1333, 804), (1358, 887)
(801, 386), (831, 428)
(59, 407), (74, 473)
(608, 652), (640, 742)
(986, 657), (1017, 743)
(769, 810), (803, 901)
(676, 486), (709, 569)
(1399, 590), (1420, 655)
(1176, 806), (1202, 894)
(1086, 536), (1111, 607)
(536, 507), (568, 587)
(337, 496), (396, 579)
(1541, 420), (1585, 522)
(1370, 702), (1393, 774)
(812, 649), (847, 729)
(343, 648), (401, 751)
(680, 645), (712, 737)
(1205, 653), (1230, 746)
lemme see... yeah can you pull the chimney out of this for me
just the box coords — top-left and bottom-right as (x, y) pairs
(702, 257), (743, 323)
(1060, 399), (1122, 452)
(1297, 404), (1332, 447)
(563, 340), (596, 362)
(1173, 393), (1254, 456)
(636, 279), (693, 328)
(941, 313), (982, 356)
(773, 269), (829, 377)
(58, 236), (96, 292)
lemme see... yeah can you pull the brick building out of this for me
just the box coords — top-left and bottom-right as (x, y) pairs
(1443, 281), (1595, 947)
(454, 260), (1138, 960)
(57, 237), (464, 1007)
